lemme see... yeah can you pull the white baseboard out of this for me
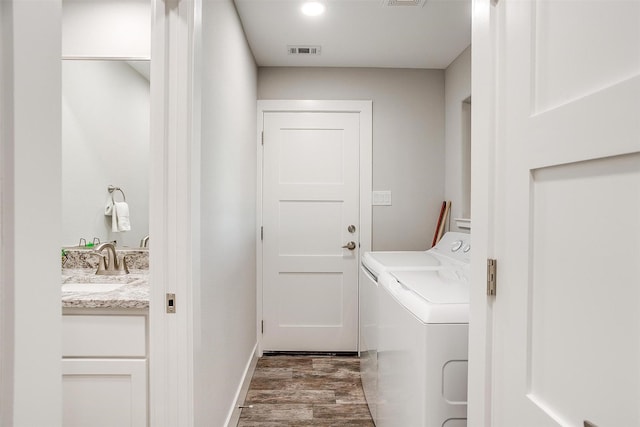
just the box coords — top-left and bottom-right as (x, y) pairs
(224, 342), (259, 427)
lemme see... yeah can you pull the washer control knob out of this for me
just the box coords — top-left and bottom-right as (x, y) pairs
(463, 244), (471, 253)
(451, 240), (463, 252)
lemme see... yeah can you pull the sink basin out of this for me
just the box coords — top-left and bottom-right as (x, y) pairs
(62, 282), (124, 293)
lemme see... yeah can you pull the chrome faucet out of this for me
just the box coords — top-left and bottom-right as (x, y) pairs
(140, 235), (149, 248)
(93, 242), (129, 275)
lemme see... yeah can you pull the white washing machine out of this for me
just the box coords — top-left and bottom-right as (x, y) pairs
(376, 258), (470, 426)
(359, 232), (470, 425)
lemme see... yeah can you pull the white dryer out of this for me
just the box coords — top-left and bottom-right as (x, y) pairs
(361, 232), (470, 277)
(359, 232), (470, 425)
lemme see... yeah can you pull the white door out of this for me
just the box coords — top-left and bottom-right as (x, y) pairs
(490, 1), (640, 426)
(262, 111), (362, 352)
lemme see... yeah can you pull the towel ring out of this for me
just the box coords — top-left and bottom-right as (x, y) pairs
(107, 185), (126, 202)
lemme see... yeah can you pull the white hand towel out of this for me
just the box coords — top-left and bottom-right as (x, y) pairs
(105, 198), (114, 216)
(112, 202), (131, 232)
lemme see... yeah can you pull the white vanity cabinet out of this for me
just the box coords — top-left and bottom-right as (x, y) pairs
(62, 309), (148, 427)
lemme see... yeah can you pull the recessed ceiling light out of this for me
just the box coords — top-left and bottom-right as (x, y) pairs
(301, 1), (325, 16)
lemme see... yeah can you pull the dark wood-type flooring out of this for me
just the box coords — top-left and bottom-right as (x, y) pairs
(238, 355), (375, 426)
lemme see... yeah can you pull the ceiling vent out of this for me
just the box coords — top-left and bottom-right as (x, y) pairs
(287, 45), (322, 55)
(382, 0), (427, 6)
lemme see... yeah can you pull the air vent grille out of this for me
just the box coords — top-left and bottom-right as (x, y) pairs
(383, 0), (426, 6)
(287, 45), (322, 55)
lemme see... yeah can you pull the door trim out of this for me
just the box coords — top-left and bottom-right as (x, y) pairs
(149, 0), (200, 425)
(256, 100), (373, 356)
(468, 0), (498, 425)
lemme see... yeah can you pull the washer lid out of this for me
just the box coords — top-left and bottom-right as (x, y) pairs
(379, 271), (469, 324)
(391, 270), (469, 304)
(361, 251), (442, 277)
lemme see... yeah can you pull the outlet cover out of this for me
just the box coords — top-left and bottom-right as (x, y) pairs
(372, 190), (392, 206)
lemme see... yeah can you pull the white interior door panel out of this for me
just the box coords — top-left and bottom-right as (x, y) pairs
(262, 111), (361, 352)
(491, 1), (640, 426)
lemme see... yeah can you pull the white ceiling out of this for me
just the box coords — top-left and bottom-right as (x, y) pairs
(234, 0), (472, 69)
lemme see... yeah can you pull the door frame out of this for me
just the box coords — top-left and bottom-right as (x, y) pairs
(468, 0), (497, 425)
(256, 100), (372, 356)
(148, 0), (200, 425)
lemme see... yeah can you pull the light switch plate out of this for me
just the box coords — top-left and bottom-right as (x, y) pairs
(372, 190), (392, 206)
(166, 293), (176, 314)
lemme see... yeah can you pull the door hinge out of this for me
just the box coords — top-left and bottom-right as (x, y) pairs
(261, 131), (264, 145)
(487, 259), (497, 296)
(261, 226), (263, 241)
(261, 320), (264, 334)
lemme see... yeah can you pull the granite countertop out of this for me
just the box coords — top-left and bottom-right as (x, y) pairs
(62, 268), (150, 309)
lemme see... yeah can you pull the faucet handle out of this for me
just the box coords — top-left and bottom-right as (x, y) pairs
(90, 253), (109, 275)
(117, 255), (130, 274)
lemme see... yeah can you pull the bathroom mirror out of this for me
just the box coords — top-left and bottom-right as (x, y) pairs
(62, 59), (150, 248)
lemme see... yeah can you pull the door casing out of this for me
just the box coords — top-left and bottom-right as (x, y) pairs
(256, 100), (373, 356)
(467, 0), (496, 425)
(149, 0), (200, 425)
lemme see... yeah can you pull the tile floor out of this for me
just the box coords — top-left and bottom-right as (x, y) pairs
(238, 355), (375, 426)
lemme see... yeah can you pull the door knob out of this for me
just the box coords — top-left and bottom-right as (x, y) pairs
(342, 241), (356, 250)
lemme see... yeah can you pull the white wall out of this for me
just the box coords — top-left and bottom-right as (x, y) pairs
(62, 60), (150, 247)
(0, 1), (62, 425)
(62, 0), (150, 59)
(444, 46), (472, 232)
(258, 68), (445, 250)
(196, 1), (257, 425)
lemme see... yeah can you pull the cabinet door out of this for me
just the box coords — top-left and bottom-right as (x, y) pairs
(62, 359), (147, 427)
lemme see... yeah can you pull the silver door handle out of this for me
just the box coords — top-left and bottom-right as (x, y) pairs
(342, 241), (356, 250)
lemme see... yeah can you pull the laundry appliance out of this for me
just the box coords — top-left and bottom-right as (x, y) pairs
(376, 266), (469, 427)
(359, 232), (471, 425)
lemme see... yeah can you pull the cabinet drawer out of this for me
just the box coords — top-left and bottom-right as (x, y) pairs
(62, 315), (146, 357)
